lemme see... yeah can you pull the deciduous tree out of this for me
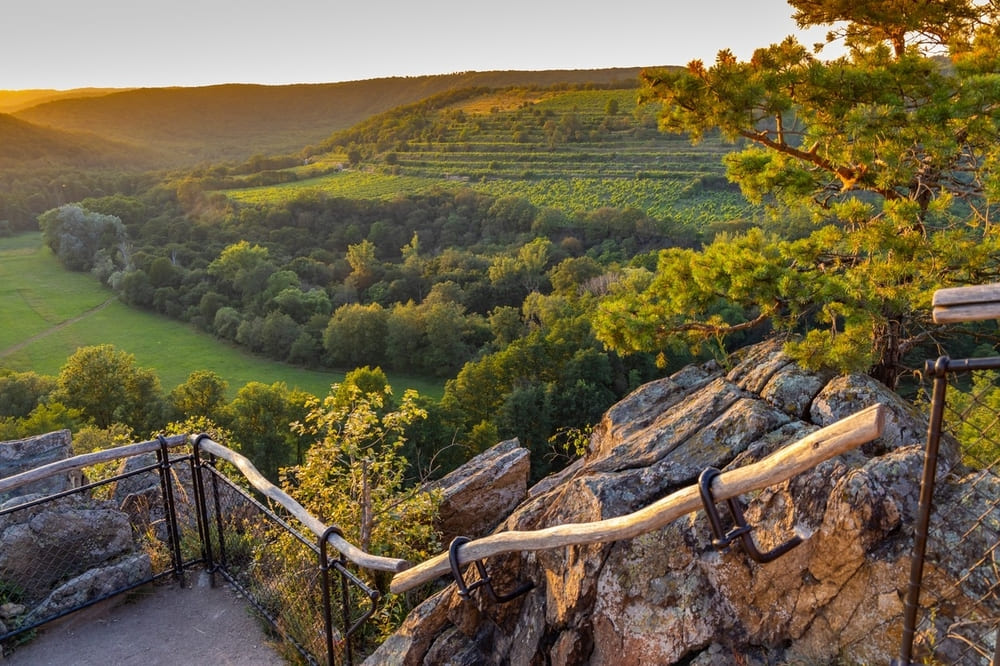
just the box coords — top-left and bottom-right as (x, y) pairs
(286, 371), (439, 572)
(54, 344), (165, 432)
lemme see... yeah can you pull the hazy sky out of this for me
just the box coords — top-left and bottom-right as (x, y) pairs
(2, 1), (842, 90)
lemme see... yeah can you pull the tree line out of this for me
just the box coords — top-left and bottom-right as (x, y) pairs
(30, 182), (689, 482)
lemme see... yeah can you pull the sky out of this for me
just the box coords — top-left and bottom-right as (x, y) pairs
(1, 1), (844, 90)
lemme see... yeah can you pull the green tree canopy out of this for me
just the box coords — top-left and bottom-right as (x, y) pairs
(598, 5), (1000, 388)
(38, 204), (127, 272)
(287, 377), (439, 570)
(0, 371), (56, 419)
(225, 380), (311, 481)
(53, 344), (164, 431)
(788, 0), (978, 57)
(169, 370), (229, 421)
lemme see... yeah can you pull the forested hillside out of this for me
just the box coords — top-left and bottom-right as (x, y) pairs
(5, 74), (750, 487)
(0, 88), (125, 114)
(12, 69), (645, 165)
(0, 69), (649, 234)
(0, 113), (155, 169)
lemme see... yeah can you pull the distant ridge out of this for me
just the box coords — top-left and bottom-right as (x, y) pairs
(12, 69), (651, 166)
(0, 88), (126, 114)
(0, 113), (155, 169)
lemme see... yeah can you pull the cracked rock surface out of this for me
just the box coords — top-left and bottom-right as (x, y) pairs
(367, 341), (946, 665)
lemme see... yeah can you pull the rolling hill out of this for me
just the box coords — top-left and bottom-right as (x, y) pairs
(0, 113), (155, 169)
(12, 69), (649, 167)
(216, 83), (749, 229)
(0, 88), (126, 114)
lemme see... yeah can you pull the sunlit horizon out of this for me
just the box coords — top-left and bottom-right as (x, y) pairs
(2, 0), (841, 92)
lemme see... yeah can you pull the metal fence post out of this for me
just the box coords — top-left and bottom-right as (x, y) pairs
(191, 434), (216, 581)
(895, 358), (949, 665)
(320, 525), (348, 666)
(156, 435), (185, 581)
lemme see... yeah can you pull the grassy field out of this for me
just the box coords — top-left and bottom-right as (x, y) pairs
(226, 171), (448, 206)
(0, 233), (443, 399)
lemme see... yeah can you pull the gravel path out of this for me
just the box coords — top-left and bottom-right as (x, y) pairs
(2, 572), (287, 665)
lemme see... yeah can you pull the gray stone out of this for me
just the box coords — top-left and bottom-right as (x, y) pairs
(428, 439), (530, 544)
(379, 341), (941, 664)
(25, 553), (152, 623)
(0, 602), (25, 620)
(0, 494), (138, 606)
(0, 430), (75, 501)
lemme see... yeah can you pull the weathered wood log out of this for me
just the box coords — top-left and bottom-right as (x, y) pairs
(0, 435), (187, 496)
(932, 283), (1000, 323)
(389, 403), (886, 594)
(194, 436), (411, 574)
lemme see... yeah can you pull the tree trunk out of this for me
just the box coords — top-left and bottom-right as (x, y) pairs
(869, 319), (902, 390)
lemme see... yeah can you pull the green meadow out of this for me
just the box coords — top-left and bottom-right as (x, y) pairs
(0, 233), (442, 399)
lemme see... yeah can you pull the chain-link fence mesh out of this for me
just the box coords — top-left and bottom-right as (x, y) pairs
(197, 458), (378, 665)
(899, 356), (1000, 665)
(0, 441), (377, 665)
(0, 451), (185, 645)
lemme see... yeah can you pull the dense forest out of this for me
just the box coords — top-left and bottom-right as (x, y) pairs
(2, 74), (732, 486)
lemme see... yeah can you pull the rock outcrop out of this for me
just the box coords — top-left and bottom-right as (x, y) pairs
(0, 433), (152, 636)
(0, 430), (77, 502)
(0, 493), (151, 631)
(368, 342), (949, 665)
(428, 439), (530, 545)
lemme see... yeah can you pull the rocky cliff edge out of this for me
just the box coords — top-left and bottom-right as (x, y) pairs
(369, 341), (955, 665)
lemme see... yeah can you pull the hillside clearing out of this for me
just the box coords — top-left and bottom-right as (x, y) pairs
(0, 234), (442, 399)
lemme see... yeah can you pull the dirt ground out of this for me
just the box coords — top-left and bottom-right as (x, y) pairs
(2, 571), (288, 665)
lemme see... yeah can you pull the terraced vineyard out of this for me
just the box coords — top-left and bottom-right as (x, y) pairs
(221, 85), (754, 227)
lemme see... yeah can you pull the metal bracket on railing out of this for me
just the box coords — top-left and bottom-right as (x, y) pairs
(448, 536), (534, 604)
(698, 467), (802, 564)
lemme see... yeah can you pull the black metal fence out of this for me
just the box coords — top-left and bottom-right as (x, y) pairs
(897, 356), (1000, 665)
(0, 435), (377, 665)
(192, 444), (378, 664)
(0, 439), (187, 647)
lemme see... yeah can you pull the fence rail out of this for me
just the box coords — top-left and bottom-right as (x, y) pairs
(0, 402), (893, 661)
(193, 435), (409, 573)
(390, 403), (885, 593)
(0, 433), (379, 665)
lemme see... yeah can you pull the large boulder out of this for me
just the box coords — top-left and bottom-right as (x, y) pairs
(0, 430), (76, 502)
(428, 439), (530, 545)
(0, 494), (138, 601)
(25, 553), (152, 624)
(367, 341), (948, 665)
(0, 492), (150, 632)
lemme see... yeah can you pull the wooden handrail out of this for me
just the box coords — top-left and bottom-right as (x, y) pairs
(193, 436), (411, 574)
(0, 434), (188, 496)
(389, 403), (886, 594)
(0, 432), (410, 573)
(933, 283), (1000, 323)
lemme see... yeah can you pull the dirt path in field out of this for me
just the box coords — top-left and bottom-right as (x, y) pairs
(2, 572), (287, 665)
(0, 297), (115, 360)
